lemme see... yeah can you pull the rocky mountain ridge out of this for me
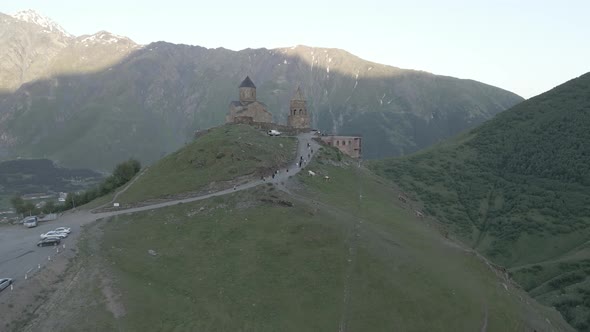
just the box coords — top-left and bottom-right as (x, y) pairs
(0, 10), (139, 92)
(10, 9), (72, 36)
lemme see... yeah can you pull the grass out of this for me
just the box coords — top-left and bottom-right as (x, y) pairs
(101, 188), (346, 331)
(116, 124), (296, 204)
(63, 145), (574, 331)
(368, 72), (590, 330)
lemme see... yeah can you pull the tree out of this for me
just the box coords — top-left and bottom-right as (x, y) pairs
(23, 201), (36, 216)
(113, 159), (141, 184)
(43, 201), (56, 214)
(10, 196), (25, 214)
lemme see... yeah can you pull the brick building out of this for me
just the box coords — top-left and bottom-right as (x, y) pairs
(226, 76), (273, 124)
(320, 135), (362, 159)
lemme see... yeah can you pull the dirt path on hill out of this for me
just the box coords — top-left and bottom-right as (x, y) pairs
(337, 160), (364, 332)
(281, 160), (365, 332)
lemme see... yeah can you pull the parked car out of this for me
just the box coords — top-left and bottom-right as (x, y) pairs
(23, 216), (38, 228)
(40, 231), (68, 239)
(37, 237), (61, 247)
(267, 129), (281, 136)
(53, 227), (71, 234)
(0, 278), (13, 292)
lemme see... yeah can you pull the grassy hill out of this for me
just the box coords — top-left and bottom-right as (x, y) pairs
(369, 72), (590, 330)
(18, 141), (574, 331)
(115, 124), (296, 204)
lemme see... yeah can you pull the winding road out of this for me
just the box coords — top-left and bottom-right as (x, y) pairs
(0, 131), (321, 291)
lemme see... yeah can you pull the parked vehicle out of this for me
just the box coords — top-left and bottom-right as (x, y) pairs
(267, 129), (282, 136)
(37, 238), (61, 247)
(23, 216), (38, 228)
(53, 227), (71, 234)
(0, 278), (13, 292)
(40, 231), (68, 239)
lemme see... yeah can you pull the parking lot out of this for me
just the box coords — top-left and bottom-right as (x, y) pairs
(0, 211), (96, 295)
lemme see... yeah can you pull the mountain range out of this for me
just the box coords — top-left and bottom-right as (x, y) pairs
(0, 10), (523, 170)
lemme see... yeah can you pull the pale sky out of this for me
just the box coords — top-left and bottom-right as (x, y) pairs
(4, 0), (590, 98)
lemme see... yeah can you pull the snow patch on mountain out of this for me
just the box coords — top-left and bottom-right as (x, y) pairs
(10, 9), (72, 37)
(77, 31), (137, 46)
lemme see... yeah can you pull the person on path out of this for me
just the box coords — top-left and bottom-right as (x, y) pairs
(233, 185), (237, 191)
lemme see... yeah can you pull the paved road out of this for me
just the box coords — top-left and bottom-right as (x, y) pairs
(0, 131), (320, 293)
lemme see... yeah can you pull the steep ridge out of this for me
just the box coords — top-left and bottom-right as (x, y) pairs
(370, 72), (590, 330)
(0, 35), (523, 170)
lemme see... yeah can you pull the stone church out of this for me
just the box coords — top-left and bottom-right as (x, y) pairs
(225, 77), (362, 158)
(226, 76), (310, 129)
(226, 76), (273, 124)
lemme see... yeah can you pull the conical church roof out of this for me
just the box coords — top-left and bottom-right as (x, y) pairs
(292, 85), (305, 100)
(239, 76), (256, 88)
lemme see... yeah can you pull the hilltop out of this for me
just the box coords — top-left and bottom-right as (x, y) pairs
(5, 126), (573, 331)
(0, 11), (522, 170)
(114, 124), (297, 205)
(370, 72), (590, 330)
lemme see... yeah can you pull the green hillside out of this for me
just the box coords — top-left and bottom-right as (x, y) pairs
(370, 72), (590, 330)
(21, 142), (574, 331)
(115, 124), (296, 205)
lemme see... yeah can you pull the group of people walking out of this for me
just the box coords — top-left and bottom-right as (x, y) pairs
(253, 140), (316, 185)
